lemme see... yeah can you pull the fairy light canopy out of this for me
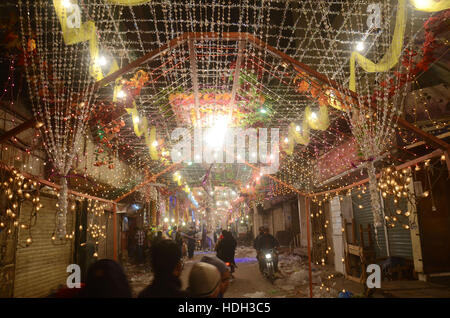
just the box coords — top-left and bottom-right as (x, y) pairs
(18, 0), (449, 213)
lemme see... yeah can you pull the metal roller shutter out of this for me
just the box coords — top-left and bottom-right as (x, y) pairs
(352, 189), (388, 259)
(383, 197), (413, 259)
(14, 195), (76, 297)
(272, 206), (284, 236)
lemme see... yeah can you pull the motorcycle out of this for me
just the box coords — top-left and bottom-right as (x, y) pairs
(258, 249), (277, 284)
(225, 261), (236, 276)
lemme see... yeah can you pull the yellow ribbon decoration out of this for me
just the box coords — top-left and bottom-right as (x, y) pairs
(349, 0), (450, 92)
(283, 104), (331, 154)
(126, 102), (159, 160)
(305, 105), (330, 131)
(284, 119), (310, 155)
(53, 0), (120, 81)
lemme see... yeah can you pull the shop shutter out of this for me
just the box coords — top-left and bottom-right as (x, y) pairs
(352, 189), (388, 259)
(14, 195), (76, 297)
(383, 197), (413, 259)
(272, 206), (284, 236)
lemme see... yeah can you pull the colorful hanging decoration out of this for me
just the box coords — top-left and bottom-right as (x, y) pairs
(168, 89), (272, 127)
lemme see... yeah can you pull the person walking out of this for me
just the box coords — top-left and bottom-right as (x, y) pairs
(216, 230), (237, 275)
(186, 226), (197, 259)
(135, 227), (146, 264)
(138, 239), (188, 298)
(172, 225), (184, 255)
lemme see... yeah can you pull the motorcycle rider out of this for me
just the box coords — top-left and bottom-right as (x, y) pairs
(254, 226), (280, 275)
(215, 230), (237, 275)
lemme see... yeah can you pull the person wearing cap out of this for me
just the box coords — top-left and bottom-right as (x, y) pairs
(138, 239), (188, 298)
(187, 262), (222, 298)
(200, 255), (232, 298)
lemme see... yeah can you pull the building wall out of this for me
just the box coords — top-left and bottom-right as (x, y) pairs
(13, 195), (76, 297)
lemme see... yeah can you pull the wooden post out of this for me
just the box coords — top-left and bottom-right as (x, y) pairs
(359, 224), (364, 248)
(113, 203), (118, 261)
(305, 197), (313, 298)
(351, 218), (357, 244)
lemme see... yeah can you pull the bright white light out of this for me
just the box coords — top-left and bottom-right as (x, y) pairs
(62, 0), (72, 8)
(284, 137), (289, 144)
(356, 41), (364, 52)
(205, 115), (230, 148)
(97, 55), (107, 66)
(412, 0), (432, 10)
(260, 108), (267, 114)
(252, 152), (257, 158)
(295, 125), (301, 132)
(310, 112), (318, 120)
(246, 185), (250, 189)
(265, 253), (272, 260)
(171, 218), (175, 223)
(133, 116), (140, 124)
(182, 222), (186, 226)
(152, 140), (158, 147)
(117, 90), (126, 99)
(164, 217), (169, 223)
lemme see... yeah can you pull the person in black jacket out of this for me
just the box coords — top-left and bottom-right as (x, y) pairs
(138, 239), (187, 298)
(186, 226), (197, 259)
(254, 226), (280, 273)
(215, 230), (237, 274)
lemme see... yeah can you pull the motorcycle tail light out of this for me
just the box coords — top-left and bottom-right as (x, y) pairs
(226, 262), (230, 266)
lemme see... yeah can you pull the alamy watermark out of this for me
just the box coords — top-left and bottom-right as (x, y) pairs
(170, 127), (280, 175)
(66, 264), (81, 288)
(366, 264), (381, 289)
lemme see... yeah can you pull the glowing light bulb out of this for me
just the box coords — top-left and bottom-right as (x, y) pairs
(152, 140), (158, 147)
(97, 55), (107, 66)
(117, 90), (126, 99)
(310, 112), (317, 120)
(62, 0), (72, 8)
(412, 0), (433, 10)
(295, 125), (301, 132)
(356, 41), (364, 51)
(284, 137), (289, 144)
(133, 116), (140, 124)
